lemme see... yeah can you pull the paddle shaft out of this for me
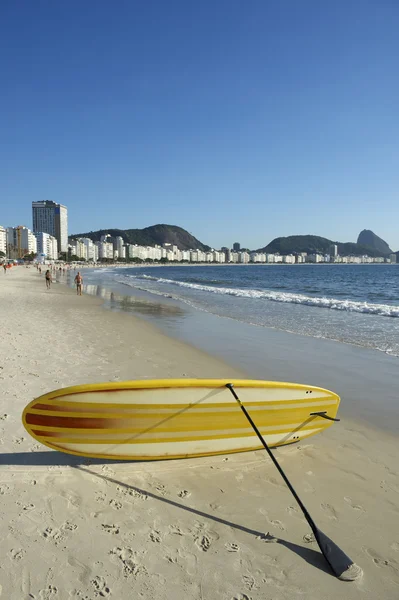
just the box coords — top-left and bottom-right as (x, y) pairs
(225, 383), (316, 532)
(225, 383), (360, 580)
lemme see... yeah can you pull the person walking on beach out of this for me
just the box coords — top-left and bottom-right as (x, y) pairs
(3, 264), (6, 274)
(74, 271), (83, 295)
(45, 269), (52, 289)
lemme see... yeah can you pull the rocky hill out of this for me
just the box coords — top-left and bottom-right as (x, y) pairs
(71, 224), (211, 252)
(357, 230), (392, 254)
(257, 234), (391, 258)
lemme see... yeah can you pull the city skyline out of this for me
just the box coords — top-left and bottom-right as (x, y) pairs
(1, 199), (398, 254)
(1, 3), (398, 251)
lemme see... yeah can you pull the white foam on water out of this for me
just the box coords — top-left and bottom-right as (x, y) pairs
(123, 275), (399, 318)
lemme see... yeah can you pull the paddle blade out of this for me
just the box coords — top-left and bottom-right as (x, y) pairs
(314, 528), (363, 581)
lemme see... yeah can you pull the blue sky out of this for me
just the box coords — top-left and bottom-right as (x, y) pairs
(1, 0), (398, 250)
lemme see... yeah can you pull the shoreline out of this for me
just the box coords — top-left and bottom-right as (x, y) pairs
(54, 261), (398, 268)
(1, 268), (399, 598)
(63, 270), (399, 435)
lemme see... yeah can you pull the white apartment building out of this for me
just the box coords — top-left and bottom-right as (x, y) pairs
(283, 255), (295, 264)
(250, 253), (266, 263)
(0, 226), (6, 256)
(7, 226), (37, 258)
(95, 240), (113, 259)
(227, 251), (239, 263)
(307, 253), (323, 263)
(181, 250), (190, 261)
(114, 236), (126, 259)
(238, 252), (250, 264)
(32, 200), (68, 253)
(35, 232), (58, 260)
(213, 251), (225, 263)
(390, 253), (397, 264)
(81, 238), (97, 261)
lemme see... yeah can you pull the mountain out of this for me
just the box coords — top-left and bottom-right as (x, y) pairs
(257, 234), (389, 258)
(357, 230), (392, 255)
(71, 224), (211, 252)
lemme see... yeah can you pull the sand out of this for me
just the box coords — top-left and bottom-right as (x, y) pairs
(0, 267), (398, 599)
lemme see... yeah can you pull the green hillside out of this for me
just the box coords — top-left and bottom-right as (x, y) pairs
(71, 224), (211, 252)
(258, 234), (389, 258)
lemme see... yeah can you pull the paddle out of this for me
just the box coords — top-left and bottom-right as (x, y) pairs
(225, 383), (362, 581)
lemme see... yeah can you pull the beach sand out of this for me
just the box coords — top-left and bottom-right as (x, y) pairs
(1, 268), (398, 599)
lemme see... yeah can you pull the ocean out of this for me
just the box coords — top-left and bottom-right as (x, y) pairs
(78, 264), (399, 359)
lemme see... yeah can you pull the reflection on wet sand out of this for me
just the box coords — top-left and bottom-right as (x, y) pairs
(83, 283), (187, 323)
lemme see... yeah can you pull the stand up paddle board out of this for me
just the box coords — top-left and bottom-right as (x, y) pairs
(22, 379), (340, 460)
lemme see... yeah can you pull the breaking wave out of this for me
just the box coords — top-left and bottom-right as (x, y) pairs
(125, 274), (399, 317)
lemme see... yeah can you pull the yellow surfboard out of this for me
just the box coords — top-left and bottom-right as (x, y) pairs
(22, 379), (340, 460)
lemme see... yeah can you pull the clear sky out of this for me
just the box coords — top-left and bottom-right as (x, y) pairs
(1, 0), (398, 250)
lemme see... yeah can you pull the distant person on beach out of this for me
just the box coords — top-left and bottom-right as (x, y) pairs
(74, 271), (83, 295)
(45, 270), (52, 289)
(3, 264), (6, 274)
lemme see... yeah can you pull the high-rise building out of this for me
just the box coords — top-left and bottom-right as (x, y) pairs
(0, 226), (6, 256)
(233, 242), (241, 251)
(329, 244), (338, 258)
(32, 200), (68, 253)
(6, 226), (37, 258)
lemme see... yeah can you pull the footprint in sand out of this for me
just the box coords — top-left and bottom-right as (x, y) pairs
(320, 503), (338, 520)
(67, 556), (92, 585)
(9, 548), (26, 561)
(231, 594), (251, 600)
(154, 483), (167, 496)
(242, 574), (256, 591)
(168, 524), (184, 536)
(91, 575), (111, 597)
(62, 521), (78, 532)
(149, 530), (161, 543)
(110, 547), (148, 578)
(303, 533), (316, 543)
(177, 549), (198, 576)
(363, 547), (398, 573)
(259, 508), (286, 531)
(195, 534), (211, 552)
(109, 499), (123, 510)
(0, 413), (8, 420)
(193, 523), (219, 552)
(60, 489), (82, 509)
(13, 437), (25, 445)
(225, 542), (240, 552)
(101, 524), (120, 535)
(38, 585), (58, 599)
(344, 497), (365, 512)
(286, 505), (300, 517)
(42, 527), (64, 545)
(178, 490), (191, 498)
